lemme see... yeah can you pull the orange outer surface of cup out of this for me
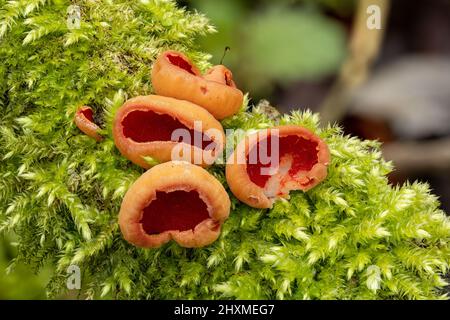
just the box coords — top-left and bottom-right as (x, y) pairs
(74, 106), (103, 142)
(119, 161), (231, 248)
(113, 95), (225, 169)
(151, 50), (244, 120)
(226, 125), (330, 209)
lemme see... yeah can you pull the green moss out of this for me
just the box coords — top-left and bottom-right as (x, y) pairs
(0, 0), (449, 300)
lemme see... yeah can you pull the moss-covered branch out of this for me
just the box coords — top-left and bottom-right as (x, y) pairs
(0, 0), (449, 299)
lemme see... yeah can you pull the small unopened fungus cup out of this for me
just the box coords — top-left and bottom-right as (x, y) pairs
(74, 106), (103, 141)
(226, 125), (330, 209)
(113, 95), (225, 168)
(151, 50), (244, 120)
(119, 161), (231, 248)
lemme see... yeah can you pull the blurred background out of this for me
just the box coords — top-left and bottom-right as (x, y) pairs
(1, 0), (449, 299)
(181, 0), (450, 212)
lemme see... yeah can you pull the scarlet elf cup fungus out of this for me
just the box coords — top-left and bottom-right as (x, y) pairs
(119, 161), (230, 248)
(203, 65), (236, 87)
(226, 125), (330, 209)
(113, 95), (225, 168)
(74, 106), (103, 142)
(151, 50), (244, 120)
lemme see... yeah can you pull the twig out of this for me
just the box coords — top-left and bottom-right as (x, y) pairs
(319, 0), (390, 125)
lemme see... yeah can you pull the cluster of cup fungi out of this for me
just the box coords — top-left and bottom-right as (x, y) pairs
(74, 50), (330, 248)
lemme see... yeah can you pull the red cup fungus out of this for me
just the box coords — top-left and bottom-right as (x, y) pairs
(151, 50), (244, 120)
(113, 95), (225, 169)
(226, 125), (330, 209)
(203, 65), (236, 87)
(74, 106), (103, 142)
(119, 161), (231, 248)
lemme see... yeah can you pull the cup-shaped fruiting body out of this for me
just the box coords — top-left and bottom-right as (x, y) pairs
(113, 95), (225, 169)
(119, 161), (231, 248)
(151, 50), (244, 120)
(74, 106), (103, 142)
(203, 65), (236, 87)
(226, 125), (330, 209)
